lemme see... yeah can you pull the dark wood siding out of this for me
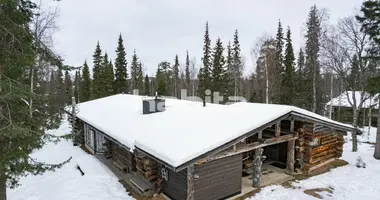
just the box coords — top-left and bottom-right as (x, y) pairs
(164, 169), (187, 200)
(193, 154), (242, 200)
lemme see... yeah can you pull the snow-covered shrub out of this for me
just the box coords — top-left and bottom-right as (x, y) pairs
(356, 156), (367, 168)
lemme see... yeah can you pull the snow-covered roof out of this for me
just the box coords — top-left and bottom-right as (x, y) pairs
(74, 94), (353, 169)
(326, 91), (379, 109)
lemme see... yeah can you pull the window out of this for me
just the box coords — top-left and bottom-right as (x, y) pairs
(84, 124), (94, 148)
(310, 138), (320, 147)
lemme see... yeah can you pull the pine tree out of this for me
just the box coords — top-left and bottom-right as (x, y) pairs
(274, 20), (285, 103)
(98, 52), (110, 97)
(156, 62), (170, 96)
(114, 34), (128, 94)
(232, 30), (243, 98)
(92, 42), (103, 99)
(144, 74), (150, 96)
(173, 55), (180, 98)
(130, 50), (139, 91)
(185, 51), (191, 92)
(73, 70), (81, 103)
(211, 38), (226, 103)
(356, 0), (380, 159)
(56, 69), (65, 112)
(102, 57), (114, 96)
(281, 27), (296, 105)
(64, 70), (73, 105)
(305, 5), (322, 113)
(137, 61), (144, 93)
(226, 41), (234, 97)
(198, 21), (212, 99)
(81, 61), (92, 102)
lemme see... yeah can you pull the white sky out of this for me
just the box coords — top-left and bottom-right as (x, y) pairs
(49, 0), (363, 76)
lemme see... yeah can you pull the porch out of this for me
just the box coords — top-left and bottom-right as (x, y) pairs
(94, 154), (156, 197)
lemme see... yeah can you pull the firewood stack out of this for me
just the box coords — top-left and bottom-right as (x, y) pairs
(135, 153), (158, 182)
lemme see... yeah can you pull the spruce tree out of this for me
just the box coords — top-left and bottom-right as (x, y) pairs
(226, 41), (234, 97)
(144, 74), (150, 96)
(274, 20), (285, 103)
(64, 70), (73, 105)
(114, 34), (128, 94)
(232, 30), (243, 98)
(81, 61), (92, 102)
(130, 50), (139, 91)
(198, 21), (212, 99)
(281, 27), (296, 105)
(73, 71), (81, 103)
(185, 51), (191, 91)
(92, 42), (103, 99)
(173, 55), (180, 98)
(211, 37), (226, 103)
(295, 48), (306, 107)
(102, 57), (114, 96)
(305, 5), (322, 113)
(137, 61), (144, 93)
(156, 62), (169, 96)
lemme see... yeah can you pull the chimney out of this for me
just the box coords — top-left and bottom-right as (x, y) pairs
(143, 94), (165, 114)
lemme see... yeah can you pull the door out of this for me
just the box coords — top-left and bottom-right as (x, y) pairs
(96, 132), (106, 153)
(84, 123), (95, 154)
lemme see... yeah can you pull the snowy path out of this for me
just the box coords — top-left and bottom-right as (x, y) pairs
(8, 119), (134, 200)
(247, 128), (380, 200)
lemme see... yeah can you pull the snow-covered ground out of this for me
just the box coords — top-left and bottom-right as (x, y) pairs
(7, 117), (380, 200)
(247, 128), (380, 200)
(8, 118), (134, 200)
(347, 126), (378, 144)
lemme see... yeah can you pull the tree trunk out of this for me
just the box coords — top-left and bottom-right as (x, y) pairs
(252, 148), (263, 188)
(186, 165), (194, 200)
(0, 173), (6, 200)
(374, 100), (380, 159)
(312, 64), (316, 113)
(29, 65), (34, 120)
(352, 108), (358, 152)
(287, 140), (295, 174)
(329, 73), (333, 119)
(265, 57), (269, 104)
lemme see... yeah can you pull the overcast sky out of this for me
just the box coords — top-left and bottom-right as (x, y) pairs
(50, 0), (363, 76)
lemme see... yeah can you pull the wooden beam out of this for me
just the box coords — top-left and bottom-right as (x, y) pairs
(203, 134), (297, 162)
(287, 139), (295, 174)
(175, 113), (293, 172)
(275, 121), (281, 137)
(290, 119), (295, 133)
(252, 148), (263, 188)
(187, 165), (194, 200)
(258, 130), (262, 139)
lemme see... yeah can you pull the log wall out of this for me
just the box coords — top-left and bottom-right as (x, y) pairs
(110, 142), (135, 173)
(296, 123), (345, 173)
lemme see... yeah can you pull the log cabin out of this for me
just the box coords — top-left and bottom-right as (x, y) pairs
(67, 94), (354, 200)
(325, 91), (378, 127)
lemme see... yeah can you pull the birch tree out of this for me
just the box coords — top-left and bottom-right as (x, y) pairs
(321, 15), (372, 152)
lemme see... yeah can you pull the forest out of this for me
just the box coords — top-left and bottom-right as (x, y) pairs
(1, 0), (380, 200)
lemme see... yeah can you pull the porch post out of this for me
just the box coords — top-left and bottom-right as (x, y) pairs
(252, 148), (263, 188)
(287, 139), (295, 174)
(187, 165), (195, 200)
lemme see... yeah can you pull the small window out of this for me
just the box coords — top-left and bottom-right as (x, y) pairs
(310, 138), (320, 147)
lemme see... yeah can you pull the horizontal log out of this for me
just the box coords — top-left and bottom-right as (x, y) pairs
(202, 134), (297, 162)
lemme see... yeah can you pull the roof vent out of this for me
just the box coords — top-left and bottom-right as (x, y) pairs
(142, 96), (165, 114)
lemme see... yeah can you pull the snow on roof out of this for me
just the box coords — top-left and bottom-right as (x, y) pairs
(74, 94), (353, 168)
(326, 91), (379, 109)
